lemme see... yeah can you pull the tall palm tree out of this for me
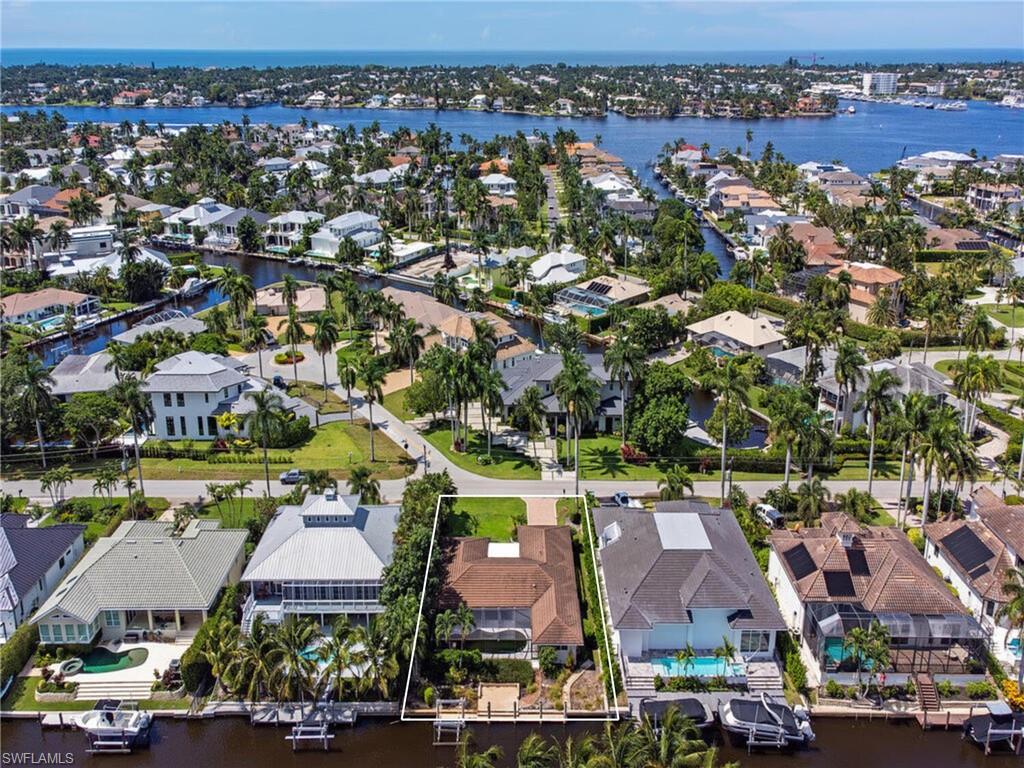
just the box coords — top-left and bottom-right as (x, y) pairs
(9, 216), (44, 270)
(272, 617), (319, 705)
(553, 350), (600, 491)
(201, 617), (240, 697)
(47, 220), (70, 262)
(513, 385), (547, 457)
(348, 464), (381, 503)
(995, 566), (1024, 688)
(318, 617), (357, 700)
(917, 406), (960, 532)
(337, 360), (358, 423)
(230, 614), (281, 707)
(767, 386), (813, 486)
(856, 369), (898, 497)
(884, 392), (928, 529)
(603, 335), (645, 444)
(311, 311), (340, 401)
(20, 356), (55, 469)
(514, 733), (557, 768)
(390, 317), (425, 386)
(359, 356), (387, 462)
(456, 734), (503, 768)
(241, 389), (286, 495)
(351, 619), (399, 700)
(633, 705), (714, 768)
(832, 339), (865, 435)
(478, 367), (508, 459)
(282, 307), (307, 385)
(243, 312), (270, 380)
(701, 358), (751, 504)
(111, 376), (152, 496)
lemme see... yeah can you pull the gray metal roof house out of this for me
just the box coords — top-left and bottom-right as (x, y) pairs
(32, 519), (246, 645)
(240, 491), (400, 631)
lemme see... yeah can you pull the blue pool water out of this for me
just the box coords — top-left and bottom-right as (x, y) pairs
(572, 304), (606, 317)
(710, 346), (735, 359)
(654, 655), (745, 678)
(37, 316), (65, 332)
(1009, 637), (1021, 659)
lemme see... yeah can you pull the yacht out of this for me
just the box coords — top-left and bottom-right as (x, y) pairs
(78, 703), (153, 745)
(718, 692), (814, 748)
(962, 701), (1024, 752)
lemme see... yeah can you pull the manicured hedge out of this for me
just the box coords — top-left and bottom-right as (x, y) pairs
(0, 622), (38, 680)
(478, 659), (535, 688)
(916, 249), (990, 263)
(180, 584), (239, 693)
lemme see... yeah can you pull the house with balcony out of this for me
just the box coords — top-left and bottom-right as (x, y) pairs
(265, 210), (325, 252)
(162, 197), (235, 244)
(481, 172), (517, 197)
(309, 211), (383, 257)
(966, 183), (1022, 215)
(768, 512), (988, 686)
(143, 351), (313, 441)
(240, 490), (400, 631)
(595, 500), (785, 691)
(497, 352), (623, 433)
(1, 514), (86, 643)
(32, 519), (246, 645)
(437, 311), (536, 371)
(816, 358), (957, 432)
(439, 525), (583, 661)
(925, 488), (1024, 670)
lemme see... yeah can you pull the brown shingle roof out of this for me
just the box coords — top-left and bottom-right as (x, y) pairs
(770, 512), (969, 615)
(971, 488), (1024, 556)
(925, 518), (1014, 602)
(441, 525), (583, 646)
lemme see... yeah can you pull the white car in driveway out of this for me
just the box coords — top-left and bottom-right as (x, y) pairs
(612, 491), (643, 509)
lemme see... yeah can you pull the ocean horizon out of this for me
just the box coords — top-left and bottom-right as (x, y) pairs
(4, 47), (1024, 68)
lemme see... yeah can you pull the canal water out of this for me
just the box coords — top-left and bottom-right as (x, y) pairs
(5, 100), (1022, 181)
(1, 715), (1019, 766)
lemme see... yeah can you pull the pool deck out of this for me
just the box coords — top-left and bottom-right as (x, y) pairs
(51, 642), (184, 688)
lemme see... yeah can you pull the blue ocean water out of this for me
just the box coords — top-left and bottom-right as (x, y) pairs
(6, 100), (1021, 180)
(3, 48), (1023, 68)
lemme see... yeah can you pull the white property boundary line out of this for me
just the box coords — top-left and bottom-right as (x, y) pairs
(400, 493), (621, 722)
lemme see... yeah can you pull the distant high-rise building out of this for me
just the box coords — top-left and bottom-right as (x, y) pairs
(861, 72), (898, 96)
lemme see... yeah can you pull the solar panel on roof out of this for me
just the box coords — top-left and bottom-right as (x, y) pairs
(824, 571), (856, 597)
(846, 549), (870, 576)
(968, 564), (990, 580)
(941, 527), (993, 573)
(585, 281), (612, 295)
(783, 543), (816, 581)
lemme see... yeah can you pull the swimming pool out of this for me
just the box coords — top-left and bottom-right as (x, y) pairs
(571, 303), (606, 317)
(37, 316), (65, 333)
(1009, 637), (1021, 659)
(653, 655), (745, 678)
(70, 647), (150, 674)
(710, 346), (735, 359)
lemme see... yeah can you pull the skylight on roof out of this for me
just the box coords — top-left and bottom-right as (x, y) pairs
(653, 513), (710, 550)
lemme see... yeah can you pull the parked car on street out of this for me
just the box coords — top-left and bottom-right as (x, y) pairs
(612, 491), (643, 509)
(279, 469), (306, 485)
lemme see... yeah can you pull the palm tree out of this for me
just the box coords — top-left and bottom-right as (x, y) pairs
(282, 307), (307, 385)
(633, 705), (714, 768)
(916, 406), (960, 532)
(318, 617), (358, 700)
(995, 566), (1024, 688)
(242, 312), (270, 379)
(658, 466), (694, 500)
(272, 617), (319, 704)
(513, 385), (547, 457)
(9, 216), (44, 270)
(240, 389), (286, 495)
(456, 734), (503, 768)
(767, 387), (812, 486)
(359, 357), (387, 462)
(515, 733), (557, 768)
(478, 367), (508, 459)
(311, 311), (340, 401)
(202, 617), (240, 697)
(673, 642), (697, 678)
(701, 358), (751, 504)
(553, 350), (600, 492)
(351, 619), (399, 700)
(337, 360), (358, 423)
(835, 488), (875, 522)
(603, 335), (645, 444)
(347, 464), (381, 503)
(832, 339), (865, 435)
(20, 356), (54, 468)
(842, 626), (872, 691)
(796, 477), (831, 526)
(47, 220), (70, 261)
(111, 376), (151, 496)
(866, 286), (898, 328)
(714, 635), (738, 677)
(856, 369), (897, 497)
(390, 317), (424, 386)
(228, 614), (280, 706)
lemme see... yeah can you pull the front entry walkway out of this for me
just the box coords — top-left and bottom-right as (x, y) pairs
(526, 497), (557, 525)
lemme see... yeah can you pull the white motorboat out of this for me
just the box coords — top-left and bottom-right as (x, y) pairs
(78, 703), (153, 744)
(718, 692), (814, 748)
(846, 105), (856, 114)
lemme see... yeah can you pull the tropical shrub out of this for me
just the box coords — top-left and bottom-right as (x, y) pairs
(0, 622), (39, 679)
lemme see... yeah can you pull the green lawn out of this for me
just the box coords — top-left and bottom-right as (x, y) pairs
(42, 497), (171, 541)
(198, 496), (260, 529)
(287, 379), (349, 415)
(423, 427), (540, 479)
(450, 496), (527, 541)
(936, 358), (1024, 397)
(980, 304), (1024, 328)
(1, 677), (193, 712)
(141, 420), (412, 481)
(382, 387), (417, 423)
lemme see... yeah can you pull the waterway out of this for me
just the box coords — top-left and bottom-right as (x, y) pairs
(5, 100), (1022, 180)
(1, 714), (1020, 766)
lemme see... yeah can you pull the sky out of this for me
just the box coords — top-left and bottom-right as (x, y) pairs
(1, 1), (1022, 52)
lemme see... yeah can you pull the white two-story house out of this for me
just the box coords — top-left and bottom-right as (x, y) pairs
(240, 490), (400, 631)
(143, 351), (313, 441)
(265, 210), (325, 252)
(437, 311), (536, 371)
(309, 211), (383, 257)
